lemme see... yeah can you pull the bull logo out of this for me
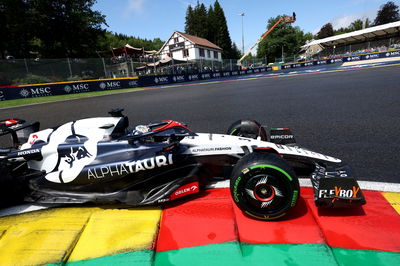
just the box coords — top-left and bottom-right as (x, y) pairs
(59, 135), (92, 168)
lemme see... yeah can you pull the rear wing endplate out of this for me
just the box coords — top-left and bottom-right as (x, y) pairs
(0, 119), (40, 148)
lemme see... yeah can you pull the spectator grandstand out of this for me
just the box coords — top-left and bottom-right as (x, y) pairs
(300, 21), (400, 61)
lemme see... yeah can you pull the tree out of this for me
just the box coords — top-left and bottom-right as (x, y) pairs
(317, 23), (334, 39)
(257, 16), (309, 63)
(231, 43), (241, 59)
(184, 0), (235, 59)
(373, 1), (400, 26)
(212, 0), (234, 58)
(184, 5), (194, 34)
(0, 0), (107, 58)
(349, 19), (364, 31)
(185, 2), (208, 38)
(98, 32), (164, 52)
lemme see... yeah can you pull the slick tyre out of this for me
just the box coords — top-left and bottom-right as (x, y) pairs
(230, 152), (300, 220)
(227, 120), (267, 141)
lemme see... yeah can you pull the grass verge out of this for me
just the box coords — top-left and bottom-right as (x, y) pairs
(0, 87), (145, 109)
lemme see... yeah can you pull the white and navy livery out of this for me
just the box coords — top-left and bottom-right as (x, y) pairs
(0, 110), (366, 220)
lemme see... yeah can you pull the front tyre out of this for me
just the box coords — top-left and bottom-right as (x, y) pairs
(230, 152), (300, 220)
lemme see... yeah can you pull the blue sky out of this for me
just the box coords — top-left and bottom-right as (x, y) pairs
(93, 0), (399, 51)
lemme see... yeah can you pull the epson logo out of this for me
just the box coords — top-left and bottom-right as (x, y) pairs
(270, 135), (294, 139)
(17, 149), (40, 156)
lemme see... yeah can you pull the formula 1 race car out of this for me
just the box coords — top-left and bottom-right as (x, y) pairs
(0, 109), (366, 220)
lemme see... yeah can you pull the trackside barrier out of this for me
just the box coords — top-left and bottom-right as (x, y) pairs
(281, 49), (400, 69)
(1, 49), (399, 101)
(0, 68), (270, 101)
(137, 68), (269, 87)
(0, 78), (140, 101)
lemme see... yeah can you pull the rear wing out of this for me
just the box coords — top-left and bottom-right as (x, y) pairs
(0, 119), (40, 148)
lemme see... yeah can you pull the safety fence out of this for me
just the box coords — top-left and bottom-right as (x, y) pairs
(0, 68), (271, 101)
(1, 48), (399, 102)
(0, 57), (266, 87)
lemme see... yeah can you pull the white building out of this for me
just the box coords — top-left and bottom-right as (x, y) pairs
(158, 31), (222, 62)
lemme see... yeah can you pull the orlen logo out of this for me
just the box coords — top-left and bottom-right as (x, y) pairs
(99, 81), (121, 90)
(170, 182), (199, 200)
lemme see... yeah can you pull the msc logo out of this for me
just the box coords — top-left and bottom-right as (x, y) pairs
(19, 87), (52, 98)
(99, 81), (121, 89)
(173, 75), (185, 82)
(188, 74), (199, 80)
(155, 77), (169, 84)
(0, 90), (4, 101)
(128, 80), (138, 87)
(64, 83), (90, 93)
(201, 73), (211, 79)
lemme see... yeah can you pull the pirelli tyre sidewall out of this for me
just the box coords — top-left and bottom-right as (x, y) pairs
(227, 120), (268, 141)
(230, 153), (300, 220)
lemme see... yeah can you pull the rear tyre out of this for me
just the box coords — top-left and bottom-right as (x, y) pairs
(0, 161), (28, 208)
(230, 152), (299, 220)
(227, 120), (267, 140)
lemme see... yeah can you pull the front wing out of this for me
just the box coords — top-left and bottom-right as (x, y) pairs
(311, 164), (366, 207)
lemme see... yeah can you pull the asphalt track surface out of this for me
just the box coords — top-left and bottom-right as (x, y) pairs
(1, 64), (399, 183)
